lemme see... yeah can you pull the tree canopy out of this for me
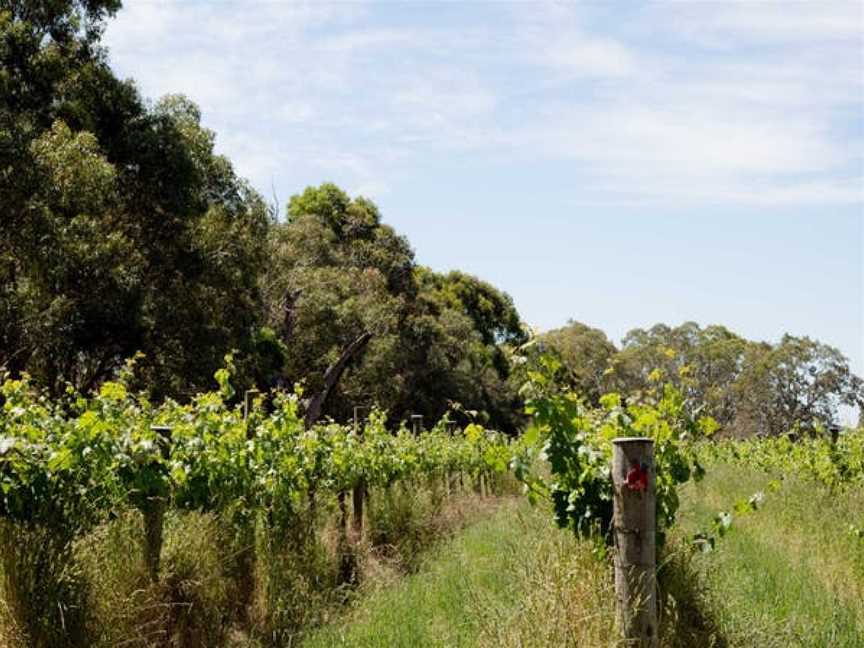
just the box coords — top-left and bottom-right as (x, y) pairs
(542, 320), (862, 437)
(1, 2), (270, 397)
(261, 183), (526, 432)
(2, 1), (859, 436)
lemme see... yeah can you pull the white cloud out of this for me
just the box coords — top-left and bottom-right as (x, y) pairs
(101, 0), (863, 208)
(532, 37), (636, 78)
(673, 1), (864, 45)
(317, 28), (418, 53)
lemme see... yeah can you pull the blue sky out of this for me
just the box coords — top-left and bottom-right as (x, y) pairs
(103, 1), (864, 414)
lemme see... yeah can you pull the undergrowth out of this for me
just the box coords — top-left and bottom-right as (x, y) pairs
(0, 475), (507, 647)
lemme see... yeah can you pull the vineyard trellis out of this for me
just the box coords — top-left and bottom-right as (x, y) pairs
(2, 353), (862, 646)
(0, 365), (513, 585)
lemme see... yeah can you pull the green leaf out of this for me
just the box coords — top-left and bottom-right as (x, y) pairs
(47, 448), (74, 473)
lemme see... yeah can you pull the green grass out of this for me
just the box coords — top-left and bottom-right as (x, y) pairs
(303, 469), (864, 648)
(676, 464), (864, 648)
(300, 498), (619, 648)
(8, 465), (858, 647)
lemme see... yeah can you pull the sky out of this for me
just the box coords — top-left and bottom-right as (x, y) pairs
(102, 1), (864, 418)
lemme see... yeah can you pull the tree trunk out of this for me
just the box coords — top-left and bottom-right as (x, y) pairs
(304, 332), (372, 430)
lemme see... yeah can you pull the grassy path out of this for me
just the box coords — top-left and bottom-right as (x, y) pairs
(301, 466), (864, 648)
(676, 464), (864, 648)
(300, 498), (617, 648)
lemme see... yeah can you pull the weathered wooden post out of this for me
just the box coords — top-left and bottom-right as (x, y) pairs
(411, 414), (424, 435)
(244, 389), (260, 439)
(612, 437), (658, 648)
(243, 389), (259, 421)
(353, 406), (369, 435)
(240, 393), (260, 617)
(144, 425), (172, 582)
(445, 421), (457, 497)
(337, 490), (353, 583)
(351, 414), (365, 544)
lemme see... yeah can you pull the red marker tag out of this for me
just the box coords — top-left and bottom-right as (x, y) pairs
(626, 462), (649, 492)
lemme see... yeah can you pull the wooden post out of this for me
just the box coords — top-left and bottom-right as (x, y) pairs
(351, 482), (364, 541)
(612, 437), (658, 648)
(353, 406), (369, 435)
(244, 389), (260, 441)
(337, 490), (354, 583)
(351, 417), (365, 544)
(411, 414), (424, 434)
(240, 398), (258, 618)
(243, 389), (259, 421)
(829, 424), (840, 447)
(144, 425), (172, 582)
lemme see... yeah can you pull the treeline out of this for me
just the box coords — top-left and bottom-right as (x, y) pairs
(1, 2), (860, 436)
(541, 321), (863, 437)
(0, 1), (525, 431)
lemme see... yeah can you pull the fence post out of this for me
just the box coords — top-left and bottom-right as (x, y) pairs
(445, 421), (457, 497)
(239, 395), (259, 618)
(411, 414), (424, 435)
(244, 389), (260, 439)
(829, 424), (840, 447)
(612, 437), (658, 648)
(144, 425), (172, 582)
(351, 415), (365, 544)
(353, 406), (369, 435)
(337, 490), (353, 583)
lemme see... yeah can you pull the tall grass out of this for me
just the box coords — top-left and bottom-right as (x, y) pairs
(676, 464), (864, 647)
(0, 476), (500, 647)
(301, 499), (617, 648)
(7, 464), (853, 647)
(0, 521), (88, 647)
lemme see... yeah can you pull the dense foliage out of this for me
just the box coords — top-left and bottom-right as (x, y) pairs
(3, 2), (859, 437)
(0, 363), (512, 537)
(694, 426), (864, 492)
(261, 183), (527, 431)
(1, 1), (271, 398)
(542, 321), (863, 437)
(513, 353), (716, 546)
(0, 2), (528, 430)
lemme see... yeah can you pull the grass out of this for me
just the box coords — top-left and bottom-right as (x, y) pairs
(4, 464), (860, 647)
(675, 463), (864, 648)
(301, 466), (864, 648)
(300, 498), (621, 648)
(0, 478), (510, 648)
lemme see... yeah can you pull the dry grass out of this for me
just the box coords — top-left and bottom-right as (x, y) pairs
(0, 474), (503, 647)
(302, 499), (621, 648)
(73, 510), (235, 647)
(473, 503), (621, 648)
(0, 471), (745, 648)
(0, 520), (89, 648)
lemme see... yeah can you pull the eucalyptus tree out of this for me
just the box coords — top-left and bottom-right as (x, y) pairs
(541, 320), (618, 405)
(262, 185), (528, 431)
(262, 183), (416, 420)
(1, 1), (271, 398)
(733, 335), (864, 437)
